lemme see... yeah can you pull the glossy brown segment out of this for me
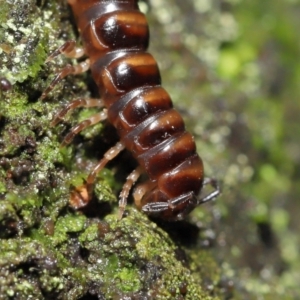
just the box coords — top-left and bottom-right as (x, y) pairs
(60, 0), (218, 220)
(158, 155), (204, 197)
(91, 52), (161, 107)
(84, 11), (149, 55)
(137, 132), (197, 180)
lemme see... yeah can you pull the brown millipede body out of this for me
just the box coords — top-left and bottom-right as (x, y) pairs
(42, 0), (220, 221)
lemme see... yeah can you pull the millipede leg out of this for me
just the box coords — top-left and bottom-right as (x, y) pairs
(86, 142), (125, 191)
(46, 40), (85, 62)
(70, 142), (125, 209)
(197, 177), (220, 205)
(61, 109), (108, 146)
(41, 59), (90, 99)
(140, 179), (220, 220)
(133, 180), (156, 209)
(141, 192), (197, 221)
(51, 98), (105, 126)
(118, 166), (143, 220)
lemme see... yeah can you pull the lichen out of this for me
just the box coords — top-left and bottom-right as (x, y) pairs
(0, 0), (49, 84)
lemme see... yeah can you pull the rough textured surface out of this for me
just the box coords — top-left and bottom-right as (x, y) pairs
(0, 209), (220, 299)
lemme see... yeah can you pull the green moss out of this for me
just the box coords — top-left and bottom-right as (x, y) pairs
(0, 239), (64, 299)
(52, 214), (87, 246)
(77, 208), (218, 299)
(115, 267), (141, 292)
(77, 108), (104, 140)
(0, 180), (6, 193)
(37, 137), (63, 169)
(0, 0), (48, 83)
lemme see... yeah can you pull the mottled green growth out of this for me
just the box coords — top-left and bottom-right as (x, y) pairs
(51, 214), (87, 246)
(0, 209), (220, 299)
(0, 0), (48, 83)
(75, 208), (217, 299)
(0, 238), (64, 299)
(189, 250), (220, 289)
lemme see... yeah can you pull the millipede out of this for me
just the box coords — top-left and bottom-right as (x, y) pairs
(42, 0), (220, 221)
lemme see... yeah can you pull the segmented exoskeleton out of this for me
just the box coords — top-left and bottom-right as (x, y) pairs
(42, 0), (220, 221)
